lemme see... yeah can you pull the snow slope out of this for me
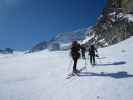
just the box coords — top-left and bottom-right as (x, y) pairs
(0, 37), (133, 100)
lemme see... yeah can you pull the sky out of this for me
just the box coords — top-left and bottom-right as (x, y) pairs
(0, 0), (107, 50)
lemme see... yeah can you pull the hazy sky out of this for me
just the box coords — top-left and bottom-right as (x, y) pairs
(0, 0), (107, 50)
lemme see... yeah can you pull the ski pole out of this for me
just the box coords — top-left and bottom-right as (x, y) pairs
(97, 51), (102, 64)
(84, 58), (87, 72)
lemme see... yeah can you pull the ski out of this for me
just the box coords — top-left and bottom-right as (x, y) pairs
(66, 67), (86, 79)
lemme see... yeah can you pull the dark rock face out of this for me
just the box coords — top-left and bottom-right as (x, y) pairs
(121, 0), (133, 13)
(85, 0), (133, 48)
(106, 0), (133, 13)
(107, 0), (122, 8)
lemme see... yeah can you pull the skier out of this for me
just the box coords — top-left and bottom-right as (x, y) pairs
(88, 44), (97, 65)
(70, 41), (81, 73)
(81, 45), (86, 59)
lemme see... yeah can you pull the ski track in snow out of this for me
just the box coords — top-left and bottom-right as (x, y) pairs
(0, 37), (133, 100)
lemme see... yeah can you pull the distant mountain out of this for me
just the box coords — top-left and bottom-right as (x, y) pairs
(31, 27), (92, 52)
(0, 48), (14, 54)
(48, 27), (92, 50)
(51, 28), (90, 43)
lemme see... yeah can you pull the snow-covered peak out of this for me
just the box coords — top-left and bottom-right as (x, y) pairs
(120, 14), (133, 22)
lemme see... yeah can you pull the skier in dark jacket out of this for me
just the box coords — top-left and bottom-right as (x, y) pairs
(81, 45), (86, 59)
(89, 44), (97, 65)
(70, 41), (81, 73)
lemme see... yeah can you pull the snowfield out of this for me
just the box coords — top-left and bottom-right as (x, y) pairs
(0, 37), (133, 100)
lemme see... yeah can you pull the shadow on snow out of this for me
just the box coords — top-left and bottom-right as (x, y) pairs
(95, 61), (126, 67)
(96, 57), (107, 59)
(78, 71), (133, 79)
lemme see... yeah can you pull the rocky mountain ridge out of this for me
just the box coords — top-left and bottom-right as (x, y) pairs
(31, 0), (133, 52)
(83, 0), (133, 48)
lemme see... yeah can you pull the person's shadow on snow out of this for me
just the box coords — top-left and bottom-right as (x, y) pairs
(95, 61), (126, 67)
(78, 71), (133, 79)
